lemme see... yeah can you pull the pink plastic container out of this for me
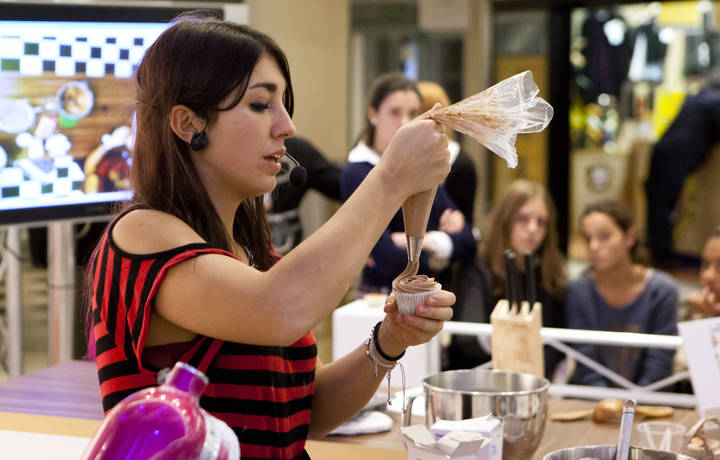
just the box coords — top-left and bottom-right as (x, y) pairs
(81, 362), (239, 460)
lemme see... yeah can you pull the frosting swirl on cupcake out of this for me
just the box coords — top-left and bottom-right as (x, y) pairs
(392, 274), (440, 294)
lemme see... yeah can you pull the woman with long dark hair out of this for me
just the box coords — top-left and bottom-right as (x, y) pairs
(86, 14), (454, 459)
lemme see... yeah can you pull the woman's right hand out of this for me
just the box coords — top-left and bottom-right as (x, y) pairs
(688, 286), (720, 317)
(375, 103), (450, 198)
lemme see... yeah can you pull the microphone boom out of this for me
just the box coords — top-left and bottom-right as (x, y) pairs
(285, 152), (308, 187)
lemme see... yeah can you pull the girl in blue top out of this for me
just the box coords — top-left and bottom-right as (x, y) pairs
(567, 200), (678, 387)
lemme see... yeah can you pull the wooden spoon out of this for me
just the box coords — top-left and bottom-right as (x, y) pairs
(550, 399), (675, 422)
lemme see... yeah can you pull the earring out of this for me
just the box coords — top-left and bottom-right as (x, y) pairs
(190, 130), (209, 150)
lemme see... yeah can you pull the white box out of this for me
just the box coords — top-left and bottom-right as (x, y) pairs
(430, 416), (503, 460)
(401, 425), (491, 460)
(332, 299), (441, 387)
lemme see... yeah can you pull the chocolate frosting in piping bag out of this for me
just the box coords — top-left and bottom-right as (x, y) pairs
(391, 71), (552, 294)
(392, 188), (436, 293)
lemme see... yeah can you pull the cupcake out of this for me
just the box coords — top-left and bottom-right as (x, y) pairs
(392, 274), (441, 314)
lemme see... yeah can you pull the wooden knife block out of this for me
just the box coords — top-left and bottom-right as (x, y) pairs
(490, 299), (544, 378)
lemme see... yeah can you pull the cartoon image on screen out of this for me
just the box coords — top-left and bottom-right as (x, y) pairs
(0, 19), (170, 225)
(0, 2), (230, 226)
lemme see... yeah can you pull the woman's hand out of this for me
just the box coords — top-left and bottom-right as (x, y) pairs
(438, 209), (465, 234)
(376, 103), (450, 200)
(375, 290), (455, 357)
(688, 286), (720, 317)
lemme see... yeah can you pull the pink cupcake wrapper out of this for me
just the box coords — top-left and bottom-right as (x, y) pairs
(393, 286), (441, 314)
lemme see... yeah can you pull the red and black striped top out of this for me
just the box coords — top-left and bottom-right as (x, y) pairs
(90, 219), (317, 460)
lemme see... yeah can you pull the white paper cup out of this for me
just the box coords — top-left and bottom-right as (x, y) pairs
(393, 286), (441, 315)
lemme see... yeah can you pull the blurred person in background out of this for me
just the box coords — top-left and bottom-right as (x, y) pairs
(340, 72), (476, 296)
(687, 226), (720, 317)
(645, 67), (720, 267)
(445, 180), (567, 379)
(568, 200), (677, 387)
(266, 136), (341, 255)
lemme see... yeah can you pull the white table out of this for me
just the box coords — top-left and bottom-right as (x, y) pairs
(332, 299), (441, 387)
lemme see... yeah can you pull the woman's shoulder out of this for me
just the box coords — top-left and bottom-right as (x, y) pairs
(568, 271), (593, 290)
(111, 209), (206, 255)
(566, 272), (596, 304)
(646, 269), (679, 296)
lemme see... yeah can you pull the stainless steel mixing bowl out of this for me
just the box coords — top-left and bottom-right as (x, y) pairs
(543, 445), (695, 459)
(404, 369), (549, 459)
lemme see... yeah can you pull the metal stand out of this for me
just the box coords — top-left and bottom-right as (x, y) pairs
(443, 321), (695, 407)
(47, 221), (75, 364)
(3, 226), (24, 377)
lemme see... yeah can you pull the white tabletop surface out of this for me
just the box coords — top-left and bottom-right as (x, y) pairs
(0, 429), (90, 459)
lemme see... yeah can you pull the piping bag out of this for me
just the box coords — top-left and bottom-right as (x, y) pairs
(393, 71), (553, 286)
(395, 188), (437, 282)
(428, 70), (553, 169)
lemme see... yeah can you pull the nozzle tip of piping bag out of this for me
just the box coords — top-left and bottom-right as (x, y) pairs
(406, 235), (424, 264)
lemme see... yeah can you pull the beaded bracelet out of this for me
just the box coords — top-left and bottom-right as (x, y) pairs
(365, 325), (406, 412)
(372, 321), (406, 362)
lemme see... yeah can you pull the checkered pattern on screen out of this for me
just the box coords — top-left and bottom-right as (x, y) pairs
(0, 23), (165, 78)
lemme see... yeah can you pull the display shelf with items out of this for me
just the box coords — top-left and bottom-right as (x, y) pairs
(568, 1), (720, 259)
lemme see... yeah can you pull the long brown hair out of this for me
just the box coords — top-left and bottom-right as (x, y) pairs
(130, 12), (293, 268)
(481, 180), (566, 299)
(84, 14), (293, 355)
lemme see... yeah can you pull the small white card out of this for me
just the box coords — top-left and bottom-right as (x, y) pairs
(679, 317), (720, 417)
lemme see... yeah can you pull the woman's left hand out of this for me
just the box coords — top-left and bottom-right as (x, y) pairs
(376, 290), (455, 357)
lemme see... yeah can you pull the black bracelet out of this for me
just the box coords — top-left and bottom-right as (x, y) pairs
(372, 321), (405, 362)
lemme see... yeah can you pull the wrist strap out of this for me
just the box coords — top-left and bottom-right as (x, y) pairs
(372, 321), (405, 361)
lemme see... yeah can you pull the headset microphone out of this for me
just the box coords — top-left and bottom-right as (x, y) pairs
(285, 152), (308, 187)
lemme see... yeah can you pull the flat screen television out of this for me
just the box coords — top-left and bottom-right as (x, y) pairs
(0, 3), (223, 225)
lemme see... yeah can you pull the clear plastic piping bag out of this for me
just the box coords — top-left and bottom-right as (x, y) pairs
(428, 70), (553, 169)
